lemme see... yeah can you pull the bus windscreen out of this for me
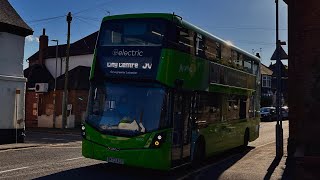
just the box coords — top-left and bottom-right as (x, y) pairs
(98, 19), (167, 46)
(86, 82), (168, 136)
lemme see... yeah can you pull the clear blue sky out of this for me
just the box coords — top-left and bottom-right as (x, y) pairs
(8, 0), (288, 69)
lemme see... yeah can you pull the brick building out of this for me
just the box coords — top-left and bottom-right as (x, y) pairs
(285, 0), (320, 178)
(24, 31), (98, 128)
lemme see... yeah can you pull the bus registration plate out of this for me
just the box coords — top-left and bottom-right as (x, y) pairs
(107, 157), (124, 164)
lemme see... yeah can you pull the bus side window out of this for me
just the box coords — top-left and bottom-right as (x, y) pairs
(253, 62), (259, 76)
(207, 93), (221, 123)
(227, 95), (240, 120)
(195, 33), (205, 58)
(239, 97), (247, 119)
(177, 27), (195, 55)
(204, 39), (219, 61)
(249, 96), (255, 118)
(221, 44), (232, 65)
(243, 56), (253, 73)
(232, 51), (243, 70)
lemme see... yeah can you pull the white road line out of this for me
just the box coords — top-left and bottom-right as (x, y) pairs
(41, 138), (68, 141)
(27, 131), (81, 137)
(64, 157), (84, 161)
(0, 157), (84, 175)
(44, 146), (81, 149)
(0, 167), (29, 174)
(0, 142), (81, 153)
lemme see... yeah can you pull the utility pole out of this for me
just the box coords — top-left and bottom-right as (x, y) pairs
(51, 39), (59, 128)
(275, 0), (284, 158)
(62, 12), (72, 129)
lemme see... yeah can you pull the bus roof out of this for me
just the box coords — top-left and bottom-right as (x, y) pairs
(102, 13), (261, 63)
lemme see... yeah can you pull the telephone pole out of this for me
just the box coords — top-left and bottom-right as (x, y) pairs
(62, 12), (72, 129)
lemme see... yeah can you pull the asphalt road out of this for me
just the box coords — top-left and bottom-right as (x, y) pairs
(0, 121), (289, 180)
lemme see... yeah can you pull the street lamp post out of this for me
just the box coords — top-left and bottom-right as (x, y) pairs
(275, 0), (284, 158)
(51, 40), (58, 128)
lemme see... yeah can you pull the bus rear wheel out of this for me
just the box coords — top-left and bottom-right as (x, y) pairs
(192, 139), (205, 167)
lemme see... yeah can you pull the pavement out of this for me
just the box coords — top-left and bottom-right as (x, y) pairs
(177, 142), (290, 180)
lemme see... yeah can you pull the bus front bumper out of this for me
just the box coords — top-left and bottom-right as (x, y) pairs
(82, 139), (171, 170)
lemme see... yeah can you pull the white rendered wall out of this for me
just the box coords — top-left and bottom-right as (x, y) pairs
(0, 32), (25, 77)
(0, 76), (26, 129)
(45, 54), (93, 78)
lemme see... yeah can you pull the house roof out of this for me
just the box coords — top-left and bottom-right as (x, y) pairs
(27, 31), (98, 61)
(24, 65), (90, 91)
(24, 64), (54, 89)
(56, 66), (91, 90)
(261, 63), (273, 76)
(0, 0), (33, 36)
(269, 62), (288, 77)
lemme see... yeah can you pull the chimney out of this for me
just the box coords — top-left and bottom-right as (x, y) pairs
(255, 53), (261, 58)
(38, 28), (48, 65)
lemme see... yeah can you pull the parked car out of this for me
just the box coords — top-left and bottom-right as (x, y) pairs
(260, 106), (289, 121)
(282, 106), (289, 120)
(260, 107), (276, 121)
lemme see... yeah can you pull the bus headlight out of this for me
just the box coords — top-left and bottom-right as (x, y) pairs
(81, 124), (86, 138)
(150, 132), (166, 148)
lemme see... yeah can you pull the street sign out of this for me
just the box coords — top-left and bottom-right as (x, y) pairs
(67, 104), (72, 110)
(271, 46), (288, 60)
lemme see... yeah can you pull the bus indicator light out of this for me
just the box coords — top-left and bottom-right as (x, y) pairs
(157, 135), (162, 140)
(155, 141), (160, 146)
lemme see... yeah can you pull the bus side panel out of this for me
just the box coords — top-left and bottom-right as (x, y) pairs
(157, 49), (209, 91)
(82, 139), (94, 158)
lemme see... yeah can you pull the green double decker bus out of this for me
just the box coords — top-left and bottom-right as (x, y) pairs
(82, 13), (260, 170)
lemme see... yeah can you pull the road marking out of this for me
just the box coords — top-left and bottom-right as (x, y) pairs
(0, 157), (84, 175)
(65, 157), (84, 161)
(0, 142), (81, 153)
(0, 167), (29, 174)
(41, 138), (70, 141)
(44, 146), (81, 149)
(27, 131), (81, 137)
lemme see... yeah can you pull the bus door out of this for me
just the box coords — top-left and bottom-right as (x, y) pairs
(171, 91), (192, 167)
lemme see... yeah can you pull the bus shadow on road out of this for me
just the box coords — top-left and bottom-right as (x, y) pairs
(175, 146), (255, 179)
(34, 146), (254, 180)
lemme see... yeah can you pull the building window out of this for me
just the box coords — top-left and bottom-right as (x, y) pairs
(262, 75), (271, 88)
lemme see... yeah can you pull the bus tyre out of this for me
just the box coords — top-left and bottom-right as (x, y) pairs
(192, 139), (205, 167)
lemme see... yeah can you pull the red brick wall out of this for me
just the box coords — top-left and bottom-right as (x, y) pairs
(25, 92), (38, 128)
(25, 90), (89, 128)
(68, 90), (89, 126)
(288, 0), (320, 178)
